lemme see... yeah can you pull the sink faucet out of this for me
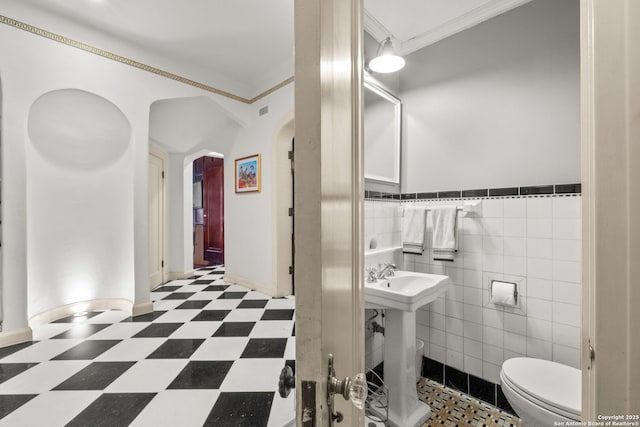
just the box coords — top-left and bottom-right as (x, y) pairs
(376, 263), (398, 279)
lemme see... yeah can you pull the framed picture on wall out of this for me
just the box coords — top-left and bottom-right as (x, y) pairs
(235, 154), (261, 193)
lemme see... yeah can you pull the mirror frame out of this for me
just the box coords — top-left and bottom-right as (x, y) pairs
(363, 76), (402, 185)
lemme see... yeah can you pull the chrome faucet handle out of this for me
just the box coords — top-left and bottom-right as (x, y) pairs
(365, 266), (378, 283)
(385, 263), (398, 277)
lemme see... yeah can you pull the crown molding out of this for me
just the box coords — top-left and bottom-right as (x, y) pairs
(249, 76), (295, 104)
(397, 0), (533, 56)
(0, 14), (293, 105)
(363, 9), (396, 44)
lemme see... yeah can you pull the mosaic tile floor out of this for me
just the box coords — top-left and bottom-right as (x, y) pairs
(418, 378), (521, 427)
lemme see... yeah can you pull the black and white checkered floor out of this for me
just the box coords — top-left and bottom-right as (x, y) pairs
(0, 267), (296, 426)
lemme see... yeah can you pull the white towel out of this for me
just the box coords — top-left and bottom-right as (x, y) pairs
(402, 206), (427, 255)
(431, 205), (458, 262)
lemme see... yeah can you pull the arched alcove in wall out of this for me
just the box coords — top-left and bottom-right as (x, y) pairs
(26, 89), (134, 323)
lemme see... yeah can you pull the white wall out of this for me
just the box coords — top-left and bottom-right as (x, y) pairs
(0, 21), (281, 330)
(223, 86), (294, 294)
(27, 89), (134, 318)
(400, 0), (580, 193)
(157, 84), (293, 297)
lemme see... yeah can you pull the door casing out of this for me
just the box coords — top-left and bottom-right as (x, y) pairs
(149, 145), (167, 289)
(580, 0), (640, 417)
(272, 116), (294, 298)
(203, 156), (224, 265)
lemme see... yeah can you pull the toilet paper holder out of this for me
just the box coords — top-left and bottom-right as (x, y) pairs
(490, 280), (519, 307)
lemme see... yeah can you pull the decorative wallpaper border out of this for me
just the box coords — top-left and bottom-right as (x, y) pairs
(0, 14), (294, 105)
(365, 183), (581, 201)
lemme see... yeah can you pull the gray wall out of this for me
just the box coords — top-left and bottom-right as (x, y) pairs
(400, 0), (580, 193)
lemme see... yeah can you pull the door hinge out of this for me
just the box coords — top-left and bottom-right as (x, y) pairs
(588, 339), (595, 369)
(288, 151), (294, 176)
(289, 266), (294, 275)
(161, 260), (164, 268)
(301, 380), (316, 427)
(162, 171), (165, 179)
(288, 208), (294, 217)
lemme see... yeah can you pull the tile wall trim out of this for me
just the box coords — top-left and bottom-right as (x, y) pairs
(364, 183), (581, 201)
(389, 183), (581, 201)
(364, 190), (401, 201)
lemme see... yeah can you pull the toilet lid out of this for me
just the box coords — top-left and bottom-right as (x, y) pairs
(501, 358), (581, 418)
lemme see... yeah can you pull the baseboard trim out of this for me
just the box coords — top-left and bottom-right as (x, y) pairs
(132, 302), (153, 316)
(0, 327), (33, 348)
(167, 270), (196, 281)
(29, 298), (133, 328)
(224, 273), (274, 297)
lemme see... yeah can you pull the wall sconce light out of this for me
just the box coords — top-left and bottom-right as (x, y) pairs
(369, 37), (405, 73)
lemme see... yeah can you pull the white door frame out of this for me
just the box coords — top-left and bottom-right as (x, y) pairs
(580, 0), (640, 417)
(294, 0), (365, 424)
(272, 114), (294, 297)
(149, 145), (167, 289)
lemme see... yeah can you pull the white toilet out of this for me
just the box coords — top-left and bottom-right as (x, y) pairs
(500, 357), (581, 426)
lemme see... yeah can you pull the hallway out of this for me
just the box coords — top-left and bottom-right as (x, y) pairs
(0, 267), (295, 426)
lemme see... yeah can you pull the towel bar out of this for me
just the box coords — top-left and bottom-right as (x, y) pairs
(421, 201), (482, 217)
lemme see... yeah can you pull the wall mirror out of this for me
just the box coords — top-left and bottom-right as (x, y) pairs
(364, 77), (402, 184)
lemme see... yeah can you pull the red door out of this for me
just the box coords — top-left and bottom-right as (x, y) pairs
(203, 156), (224, 265)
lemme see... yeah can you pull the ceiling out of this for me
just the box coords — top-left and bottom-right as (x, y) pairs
(1, 0), (531, 100)
(363, 0), (533, 55)
(149, 97), (240, 154)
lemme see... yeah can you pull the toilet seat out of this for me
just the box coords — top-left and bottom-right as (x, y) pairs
(501, 358), (580, 421)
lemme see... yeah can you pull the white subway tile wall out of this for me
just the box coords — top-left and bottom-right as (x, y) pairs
(364, 200), (403, 370)
(364, 200), (403, 252)
(402, 195), (581, 383)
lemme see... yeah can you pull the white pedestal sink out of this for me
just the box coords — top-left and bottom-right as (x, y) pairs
(365, 271), (451, 427)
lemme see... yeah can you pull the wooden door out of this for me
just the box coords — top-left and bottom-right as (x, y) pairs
(203, 156), (224, 265)
(294, 0), (365, 424)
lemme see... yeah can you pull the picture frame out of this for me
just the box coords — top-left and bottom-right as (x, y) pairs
(234, 154), (261, 193)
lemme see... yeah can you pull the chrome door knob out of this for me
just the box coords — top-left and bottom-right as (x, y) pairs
(278, 365), (295, 398)
(327, 354), (368, 410)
